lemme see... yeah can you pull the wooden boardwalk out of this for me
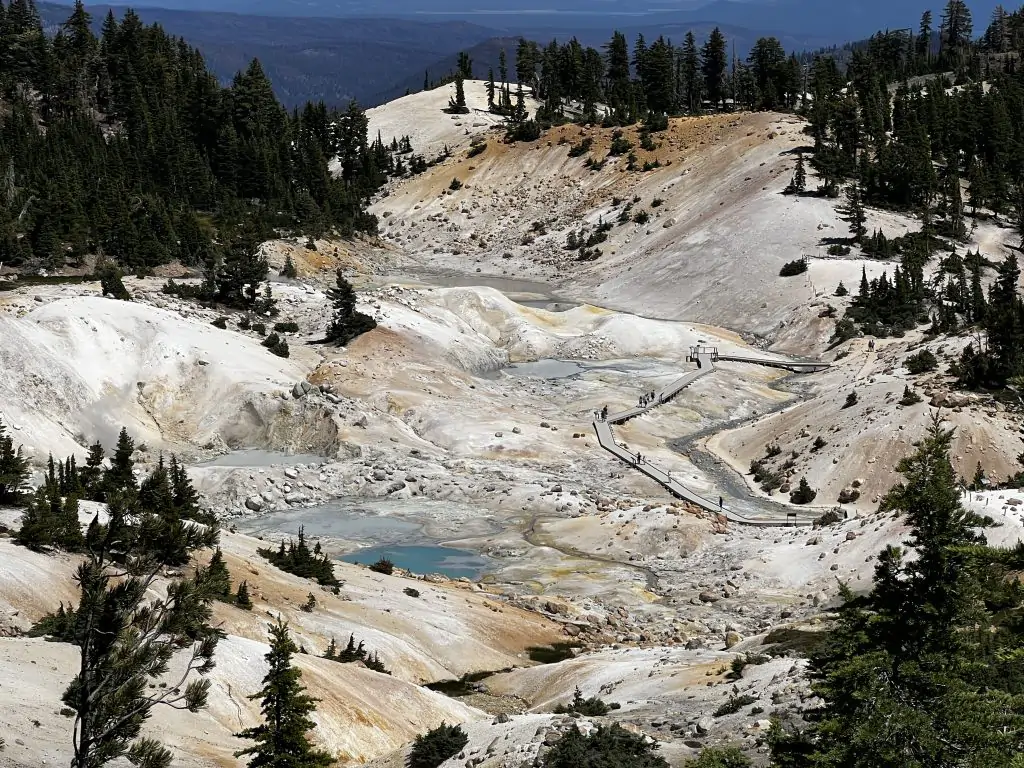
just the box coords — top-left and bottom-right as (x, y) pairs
(592, 350), (820, 527)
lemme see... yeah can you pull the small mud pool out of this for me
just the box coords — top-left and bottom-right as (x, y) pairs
(342, 545), (490, 579)
(504, 359), (586, 379)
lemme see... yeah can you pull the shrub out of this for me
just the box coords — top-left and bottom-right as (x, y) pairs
(608, 130), (633, 156)
(790, 477), (817, 504)
(96, 260), (131, 300)
(568, 137), (593, 157)
(689, 746), (752, 767)
(273, 321), (299, 333)
(644, 112), (669, 132)
(467, 140), (487, 158)
(211, 317), (228, 329)
(835, 281), (849, 297)
(827, 244), (852, 256)
(779, 258), (808, 277)
(900, 385), (923, 405)
(404, 587), (421, 598)
(448, 178), (463, 191)
(811, 436), (827, 452)
(905, 349), (937, 374)
(642, 160), (661, 171)
(830, 319), (857, 346)
(301, 592), (317, 612)
(633, 210), (650, 225)
(714, 693), (758, 717)
(237, 315), (252, 330)
(639, 131), (657, 151)
(261, 333), (289, 358)
(407, 723), (469, 768)
(843, 390), (858, 408)
(552, 686), (610, 716)
(543, 724), (667, 768)
(651, 198), (665, 208)
(252, 322), (266, 336)
(369, 557), (395, 575)
(280, 254), (298, 278)
(815, 508), (844, 526)
(506, 119), (542, 143)
(257, 527), (338, 586)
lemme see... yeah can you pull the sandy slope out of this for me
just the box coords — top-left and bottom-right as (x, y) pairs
(0, 287), (310, 461)
(365, 80), (541, 160)
(0, 528), (564, 767)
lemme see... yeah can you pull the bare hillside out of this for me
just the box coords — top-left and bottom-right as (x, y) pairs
(371, 111), (913, 340)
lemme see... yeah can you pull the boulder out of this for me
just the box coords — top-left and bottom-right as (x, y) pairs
(696, 716), (713, 734)
(244, 496), (264, 512)
(724, 631), (742, 649)
(291, 383), (306, 399)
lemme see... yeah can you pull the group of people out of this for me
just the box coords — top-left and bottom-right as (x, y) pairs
(639, 390), (658, 408)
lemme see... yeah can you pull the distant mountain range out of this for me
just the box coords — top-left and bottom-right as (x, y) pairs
(40, 0), (1003, 108)
(39, 3), (500, 106)
(45, 0), (1005, 41)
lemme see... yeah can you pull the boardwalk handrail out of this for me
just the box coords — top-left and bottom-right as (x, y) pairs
(592, 349), (824, 527)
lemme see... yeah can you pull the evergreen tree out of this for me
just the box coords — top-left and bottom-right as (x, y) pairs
(407, 723), (469, 768)
(34, 492), (221, 768)
(103, 426), (136, 497)
(322, 268), (377, 345)
(838, 182), (868, 243)
(770, 415), (1024, 767)
(236, 580), (253, 609)
(96, 259), (131, 300)
(0, 419), (29, 504)
(701, 28), (728, 111)
(234, 621), (334, 768)
(445, 72), (469, 115)
(205, 547), (232, 601)
(680, 31), (701, 113)
(279, 254), (297, 279)
(485, 67), (496, 110)
(323, 637), (337, 661)
(785, 153), (807, 194)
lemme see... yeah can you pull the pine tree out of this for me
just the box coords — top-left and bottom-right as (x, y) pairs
(323, 637), (337, 660)
(80, 441), (105, 501)
(234, 622), (334, 768)
(96, 259), (131, 300)
(680, 31), (701, 113)
(205, 547), (232, 601)
(770, 415), (1024, 767)
(236, 580), (253, 609)
(104, 427), (136, 498)
(701, 28), (728, 111)
(407, 723), (469, 768)
(322, 268), (377, 345)
(446, 72), (469, 115)
(36, 493), (221, 768)
(839, 182), (867, 243)
(279, 254), (297, 279)
(785, 153), (806, 194)
(0, 419), (29, 505)
(15, 488), (55, 550)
